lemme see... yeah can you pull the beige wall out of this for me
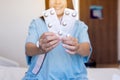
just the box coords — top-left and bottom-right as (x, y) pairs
(0, 0), (45, 67)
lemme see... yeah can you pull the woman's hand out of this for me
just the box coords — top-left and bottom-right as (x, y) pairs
(39, 32), (60, 53)
(62, 36), (91, 56)
(62, 36), (79, 54)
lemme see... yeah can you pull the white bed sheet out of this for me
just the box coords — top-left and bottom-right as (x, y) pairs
(0, 66), (27, 80)
(0, 66), (120, 80)
(87, 68), (120, 80)
(0, 56), (19, 67)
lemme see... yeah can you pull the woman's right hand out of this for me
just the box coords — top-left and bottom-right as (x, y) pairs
(39, 32), (60, 53)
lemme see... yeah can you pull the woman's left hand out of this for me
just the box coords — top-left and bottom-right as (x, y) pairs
(62, 36), (79, 54)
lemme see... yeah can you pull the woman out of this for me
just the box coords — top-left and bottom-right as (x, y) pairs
(23, 0), (92, 80)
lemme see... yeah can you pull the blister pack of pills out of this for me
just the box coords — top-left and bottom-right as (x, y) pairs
(42, 8), (77, 37)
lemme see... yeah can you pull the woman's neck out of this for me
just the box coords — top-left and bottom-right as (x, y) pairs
(57, 13), (64, 19)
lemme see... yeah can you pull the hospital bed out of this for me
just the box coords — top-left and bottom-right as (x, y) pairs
(0, 56), (19, 67)
(0, 56), (120, 80)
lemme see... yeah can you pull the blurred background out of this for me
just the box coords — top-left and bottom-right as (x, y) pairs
(0, 0), (120, 68)
(0, 0), (45, 67)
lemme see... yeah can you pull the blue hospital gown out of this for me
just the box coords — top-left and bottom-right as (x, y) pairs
(22, 18), (92, 80)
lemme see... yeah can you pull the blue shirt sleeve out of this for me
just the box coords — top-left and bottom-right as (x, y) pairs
(78, 21), (92, 63)
(26, 20), (38, 44)
(25, 19), (39, 65)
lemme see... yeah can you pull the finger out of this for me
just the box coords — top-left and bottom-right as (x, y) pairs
(62, 36), (72, 41)
(62, 44), (76, 51)
(45, 42), (59, 52)
(46, 39), (60, 48)
(41, 40), (60, 52)
(40, 33), (60, 44)
(45, 35), (60, 42)
(39, 38), (47, 45)
(65, 49), (76, 54)
(62, 40), (77, 46)
(62, 37), (76, 46)
(40, 32), (55, 43)
(41, 32), (56, 39)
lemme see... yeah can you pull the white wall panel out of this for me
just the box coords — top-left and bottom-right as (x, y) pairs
(0, 0), (45, 67)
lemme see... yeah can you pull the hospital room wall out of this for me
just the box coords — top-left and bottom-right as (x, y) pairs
(0, 0), (120, 67)
(0, 0), (45, 67)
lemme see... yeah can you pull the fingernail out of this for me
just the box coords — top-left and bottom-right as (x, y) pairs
(62, 44), (66, 47)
